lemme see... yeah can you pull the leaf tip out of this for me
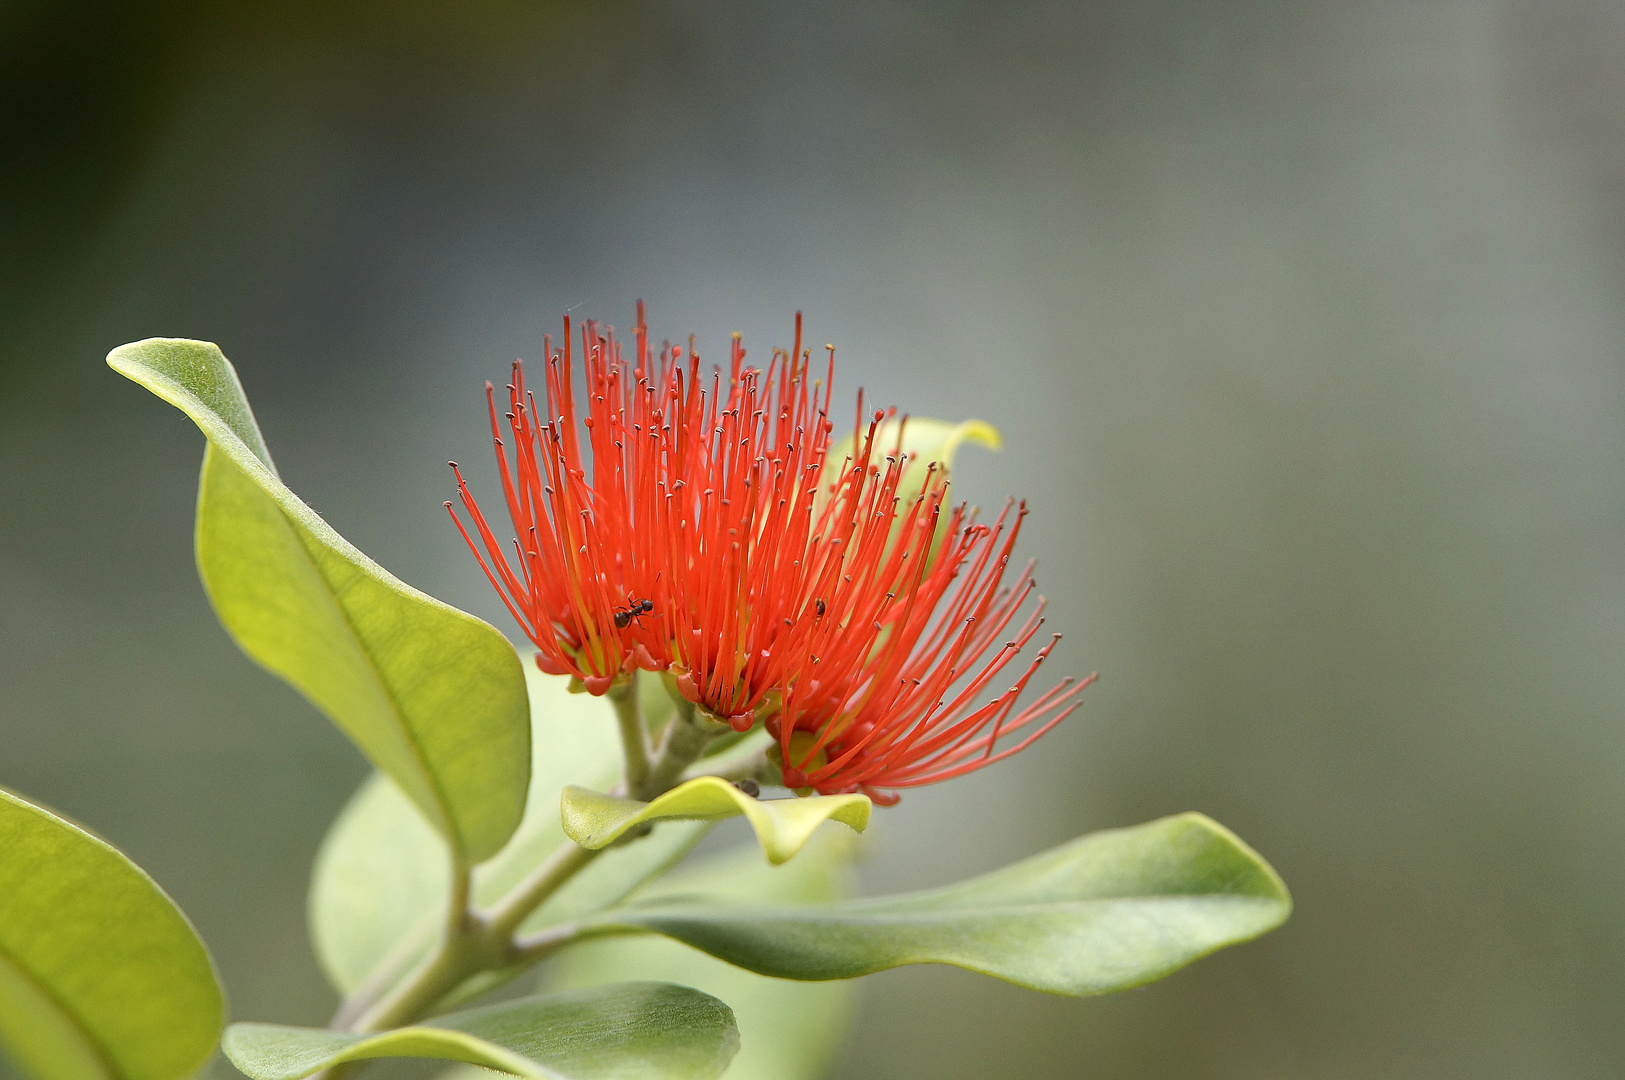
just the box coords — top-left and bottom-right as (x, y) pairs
(954, 418), (1003, 454)
(1170, 810), (1292, 914)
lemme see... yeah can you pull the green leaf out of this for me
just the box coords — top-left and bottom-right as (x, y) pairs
(0, 787), (224, 1080)
(578, 812), (1290, 996)
(108, 338), (530, 864)
(549, 831), (860, 1080)
(222, 983), (738, 1080)
(307, 771), (448, 998)
(562, 779), (870, 865)
(310, 666), (707, 998)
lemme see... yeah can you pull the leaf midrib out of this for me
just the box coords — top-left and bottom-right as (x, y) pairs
(205, 438), (462, 855)
(119, 349), (469, 855)
(611, 893), (1286, 925)
(0, 943), (123, 1080)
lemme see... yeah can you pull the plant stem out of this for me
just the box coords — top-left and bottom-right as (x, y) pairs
(324, 680), (738, 1049)
(684, 739), (777, 786)
(642, 696), (733, 795)
(485, 839), (601, 939)
(444, 856), (471, 940)
(609, 677), (652, 798)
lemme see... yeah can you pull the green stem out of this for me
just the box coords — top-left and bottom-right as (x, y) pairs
(642, 696), (733, 795)
(609, 677), (652, 798)
(684, 739), (777, 787)
(343, 856), (488, 1033)
(324, 679), (738, 1047)
(485, 840), (601, 939)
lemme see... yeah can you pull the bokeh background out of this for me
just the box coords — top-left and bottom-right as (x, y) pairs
(5, 1), (1625, 1076)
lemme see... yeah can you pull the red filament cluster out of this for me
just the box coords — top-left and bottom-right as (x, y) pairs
(449, 305), (1092, 803)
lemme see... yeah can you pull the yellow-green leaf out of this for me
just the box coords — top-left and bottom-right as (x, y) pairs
(109, 338), (530, 864)
(549, 830), (860, 1080)
(222, 983), (737, 1080)
(561, 778), (870, 865)
(0, 787), (223, 1080)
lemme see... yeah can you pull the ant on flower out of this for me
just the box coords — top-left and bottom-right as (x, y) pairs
(613, 595), (654, 630)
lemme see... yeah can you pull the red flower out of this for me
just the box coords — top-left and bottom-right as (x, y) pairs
(763, 421), (1095, 805)
(448, 313), (663, 694)
(448, 306), (834, 712)
(648, 312), (877, 729)
(451, 306), (1090, 802)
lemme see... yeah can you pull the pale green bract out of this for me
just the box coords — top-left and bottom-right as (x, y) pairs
(561, 778), (871, 865)
(222, 983), (738, 1080)
(825, 416), (1002, 550)
(548, 831), (860, 1080)
(577, 812), (1291, 995)
(108, 338), (531, 865)
(0, 787), (224, 1080)
(826, 416), (1002, 489)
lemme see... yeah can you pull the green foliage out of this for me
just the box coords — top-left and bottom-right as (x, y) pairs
(0, 788), (223, 1080)
(577, 812), (1290, 995)
(550, 832), (860, 1080)
(108, 338), (531, 865)
(222, 983), (739, 1080)
(310, 667), (707, 997)
(562, 778), (870, 865)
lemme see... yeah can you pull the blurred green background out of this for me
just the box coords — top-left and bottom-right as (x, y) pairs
(4, 1), (1624, 1077)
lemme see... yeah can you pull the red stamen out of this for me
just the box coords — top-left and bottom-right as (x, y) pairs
(449, 306), (1090, 803)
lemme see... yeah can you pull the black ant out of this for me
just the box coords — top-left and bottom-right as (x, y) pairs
(613, 595), (655, 630)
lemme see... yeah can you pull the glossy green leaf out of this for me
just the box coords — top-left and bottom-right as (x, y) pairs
(109, 338), (530, 864)
(0, 787), (223, 1080)
(579, 812), (1290, 995)
(549, 831), (860, 1080)
(562, 779), (869, 865)
(223, 983), (737, 1080)
(311, 667), (707, 999)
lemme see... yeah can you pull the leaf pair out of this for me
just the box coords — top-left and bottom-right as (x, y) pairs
(0, 782), (751, 1080)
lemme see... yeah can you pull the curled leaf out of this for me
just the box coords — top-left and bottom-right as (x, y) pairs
(561, 778), (871, 865)
(827, 415), (1000, 501)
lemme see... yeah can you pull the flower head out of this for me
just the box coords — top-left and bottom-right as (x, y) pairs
(448, 313), (662, 694)
(767, 489), (1096, 805)
(448, 305), (834, 711)
(451, 306), (1091, 802)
